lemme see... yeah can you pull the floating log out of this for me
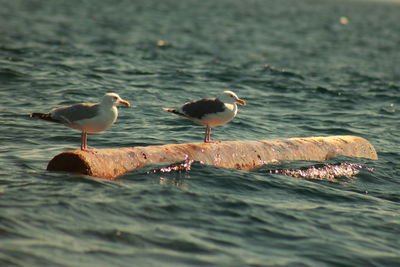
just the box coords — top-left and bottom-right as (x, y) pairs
(47, 136), (377, 179)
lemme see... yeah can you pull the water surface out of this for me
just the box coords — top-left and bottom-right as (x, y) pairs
(1, 0), (399, 266)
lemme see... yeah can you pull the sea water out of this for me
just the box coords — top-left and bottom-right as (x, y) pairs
(1, 0), (399, 266)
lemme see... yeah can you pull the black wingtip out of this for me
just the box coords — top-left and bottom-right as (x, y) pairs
(30, 113), (61, 123)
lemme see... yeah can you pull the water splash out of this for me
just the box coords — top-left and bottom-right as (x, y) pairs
(147, 159), (195, 174)
(267, 162), (373, 181)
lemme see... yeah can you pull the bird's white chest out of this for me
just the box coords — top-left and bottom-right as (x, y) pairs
(74, 107), (118, 133)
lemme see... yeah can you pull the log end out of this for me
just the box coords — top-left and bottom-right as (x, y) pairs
(47, 151), (92, 176)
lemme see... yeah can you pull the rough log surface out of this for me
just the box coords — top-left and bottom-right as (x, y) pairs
(47, 135), (378, 179)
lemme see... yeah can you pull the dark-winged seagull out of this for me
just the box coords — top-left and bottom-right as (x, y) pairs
(163, 90), (246, 143)
(31, 93), (130, 151)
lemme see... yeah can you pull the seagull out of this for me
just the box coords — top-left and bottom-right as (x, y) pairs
(30, 93), (130, 151)
(163, 90), (246, 143)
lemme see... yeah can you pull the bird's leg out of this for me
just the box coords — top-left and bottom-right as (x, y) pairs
(80, 132), (86, 150)
(81, 132), (96, 152)
(204, 126), (218, 143)
(203, 126), (209, 143)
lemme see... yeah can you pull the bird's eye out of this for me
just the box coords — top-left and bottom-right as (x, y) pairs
(113, 96), (118, 100)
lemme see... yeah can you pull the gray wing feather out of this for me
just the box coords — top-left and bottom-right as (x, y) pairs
(51, 103), (100, 123)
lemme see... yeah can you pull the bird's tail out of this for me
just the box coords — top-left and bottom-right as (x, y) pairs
(163, 108), (176, 113)
(162, 108), (188, 118)
(30, 113), (61, 123)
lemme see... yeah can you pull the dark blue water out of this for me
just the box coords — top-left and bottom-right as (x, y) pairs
(1, 0), (399, 266)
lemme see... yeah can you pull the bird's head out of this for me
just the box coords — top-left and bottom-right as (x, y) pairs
(218, 91), (246, 105)
(102, 93), (130, 107)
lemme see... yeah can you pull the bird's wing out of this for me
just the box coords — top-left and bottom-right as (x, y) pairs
(181, 98), (225, 119)
(51, 103), (100, 124)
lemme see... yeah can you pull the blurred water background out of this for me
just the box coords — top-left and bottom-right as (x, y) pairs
(1, 0), (399, 266)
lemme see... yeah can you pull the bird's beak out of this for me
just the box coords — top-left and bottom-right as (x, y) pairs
(236, 98), (246, 105)
(119, 100), (131, 107)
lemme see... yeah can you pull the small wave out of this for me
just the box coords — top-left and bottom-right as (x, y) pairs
(262, 65), (305, 80)
(0, 68), (26, 81)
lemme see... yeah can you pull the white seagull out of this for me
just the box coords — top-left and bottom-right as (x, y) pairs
(31, 93), (130, 151)
(163, 90), (246, 143)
